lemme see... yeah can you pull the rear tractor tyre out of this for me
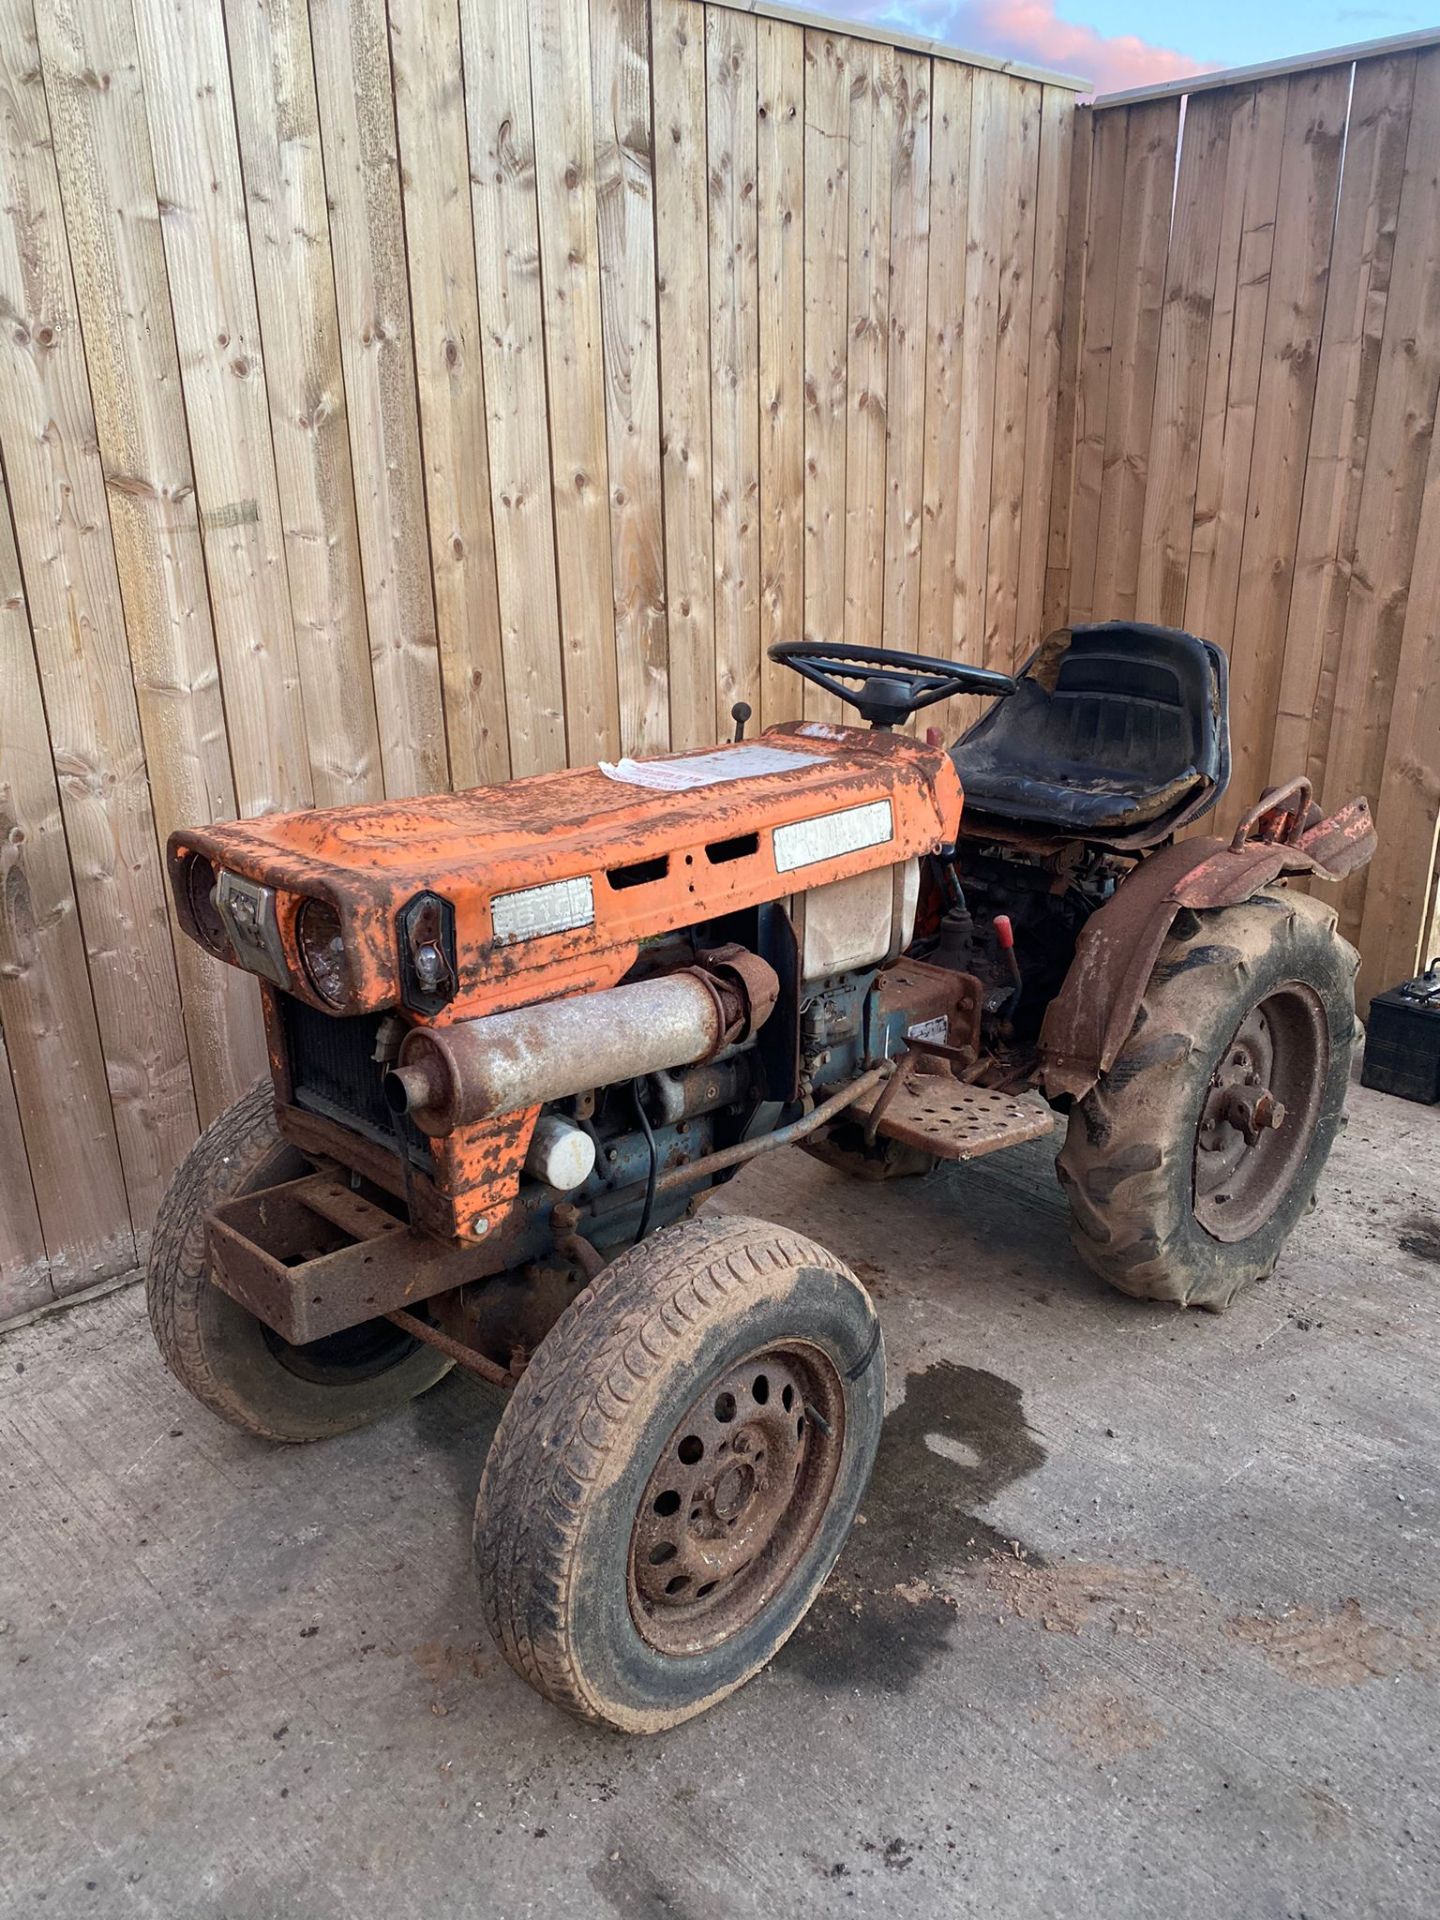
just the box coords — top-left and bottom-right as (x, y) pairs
(1057, 888), (1358, 1311)
(147, 1083), (453, 1442)
(473, 1214), (885, 1733)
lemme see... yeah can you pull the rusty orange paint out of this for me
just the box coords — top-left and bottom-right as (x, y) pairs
(174, 724), (962, 1242)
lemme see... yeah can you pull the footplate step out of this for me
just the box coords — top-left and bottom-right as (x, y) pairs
(853, 1074), (1056, 1161)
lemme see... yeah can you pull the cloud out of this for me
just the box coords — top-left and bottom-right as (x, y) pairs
(827, 0), (1216, 97)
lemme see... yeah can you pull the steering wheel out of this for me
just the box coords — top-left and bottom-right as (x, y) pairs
(769, 640), (1016, 728)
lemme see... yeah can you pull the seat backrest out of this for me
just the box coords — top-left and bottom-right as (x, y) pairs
(1047, 625), (1218, 765)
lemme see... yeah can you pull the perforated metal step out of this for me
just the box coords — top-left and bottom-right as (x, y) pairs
(853, 1073), (1056, 1162)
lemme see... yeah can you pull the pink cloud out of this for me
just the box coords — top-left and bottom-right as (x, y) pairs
(829, 1), (1216, 97)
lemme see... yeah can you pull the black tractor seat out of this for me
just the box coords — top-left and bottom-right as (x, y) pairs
(950, 622), (1230, 847)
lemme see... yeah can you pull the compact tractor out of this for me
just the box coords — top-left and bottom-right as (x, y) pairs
(152, 626), (1375, 1731)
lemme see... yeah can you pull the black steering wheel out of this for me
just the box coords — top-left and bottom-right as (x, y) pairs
(769, 640), (1016, 728)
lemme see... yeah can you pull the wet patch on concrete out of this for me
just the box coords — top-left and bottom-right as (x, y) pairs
(781, 1360), (1047, 1691)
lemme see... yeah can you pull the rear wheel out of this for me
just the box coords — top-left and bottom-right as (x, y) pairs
(1057, 889), (1358, 1310)
(147, 1083), (452, 1441)
(474, 1214), (884, 1732)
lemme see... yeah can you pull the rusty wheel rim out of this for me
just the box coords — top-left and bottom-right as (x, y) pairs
(1193, 982), (1328, 1243)
(629, 1344), (845, 1656)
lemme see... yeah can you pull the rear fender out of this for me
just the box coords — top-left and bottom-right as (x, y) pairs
(1039, 793), (1375, 1101)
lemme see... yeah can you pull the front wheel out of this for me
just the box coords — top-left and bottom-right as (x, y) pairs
(473, 1215), (884, 1732)
(1057, 888), (1358, 1310)
(147, 1084), (453, 1441)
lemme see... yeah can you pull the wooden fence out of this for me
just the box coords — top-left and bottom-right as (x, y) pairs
(0, 0), (1079, 1313)
(1045, 46), (1440, 1010)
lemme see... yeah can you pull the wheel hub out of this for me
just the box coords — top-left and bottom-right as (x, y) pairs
(629, 1345), (844, 1655)
(1193, 984), (1328, 1242)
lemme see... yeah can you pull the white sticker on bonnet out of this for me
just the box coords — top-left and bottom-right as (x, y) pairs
(598, 744), (820, 791)
(772, 799), (894, 872)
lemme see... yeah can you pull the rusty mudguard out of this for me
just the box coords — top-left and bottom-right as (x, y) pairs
(1040, 783), (1376, 1101)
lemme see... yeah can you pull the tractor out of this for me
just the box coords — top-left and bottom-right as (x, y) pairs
(151, 625), (1375, 1732)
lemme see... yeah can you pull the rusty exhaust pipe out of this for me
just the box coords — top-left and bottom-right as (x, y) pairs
(384, 951), (778, 1136)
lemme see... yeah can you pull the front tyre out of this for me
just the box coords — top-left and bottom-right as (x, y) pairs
(147, 1083), (452, 1442)
(473, 1215), (884, 1732)
(1057, 889), (1358, 1311)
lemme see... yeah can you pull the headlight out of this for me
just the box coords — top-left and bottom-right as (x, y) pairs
(183, 854), (228, 955)
(297, 897), (347, 1005)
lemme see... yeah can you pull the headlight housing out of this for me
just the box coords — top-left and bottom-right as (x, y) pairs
(182, 853), (228, 955)
(297, 897), (347, 1006)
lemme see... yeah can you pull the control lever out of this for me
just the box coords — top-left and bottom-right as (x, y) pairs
(731, 701), (752, 743)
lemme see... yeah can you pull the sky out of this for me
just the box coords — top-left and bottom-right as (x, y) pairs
(829, 0), (1434, 94)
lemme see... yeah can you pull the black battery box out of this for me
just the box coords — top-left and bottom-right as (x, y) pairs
(1360, 961), (1440, 1104)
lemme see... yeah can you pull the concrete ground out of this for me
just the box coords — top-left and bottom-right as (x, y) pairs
(2, 1078), (1438, 1920)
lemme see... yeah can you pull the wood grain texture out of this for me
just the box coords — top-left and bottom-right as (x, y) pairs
(755, 12), (805, 726)
(1042, 100), (1090, 633)
(591, 0), (668, 755)
(800, 27), (849, 722)
(706, 4), (761, 725)
(841, 38), (892, 656)
(309, 0), (447, 799)
(918, 58), (972, 657)
(0, 1021), (45, 1307)
(881, 51), (930, 659)
(1220, 65), (1349, 842)
(460, 0), (567, 776)
(1274, 54), (1416, 791)
(0, 474), (134, 1283)
(134, 0), (312, 830)
(1322, 46), (1440, 940)
(529, 0), (620, 764)
(1135, 87), (1230, 628)
(651, 0), (714, 749)
(1089, 96), (1179, 622)
(390, 0), (510, 790)
(223, 0), (382, 811)
(1016, 85), (1073, 657)
(0, 0), (194, 1219)
(983, 79), (1040, 672)
(36, 0), (264, 1123)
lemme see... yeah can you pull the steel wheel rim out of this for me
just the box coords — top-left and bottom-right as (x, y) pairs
(628, 1342), (845, 1656)
(1193, 981), (1328, 1242)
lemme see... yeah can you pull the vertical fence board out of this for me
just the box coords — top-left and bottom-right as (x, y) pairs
(1221, 65), (1349, 840)
(706, 5), (760, 724)
(651, 0), (714, 748)
(1182, 81), (1288, 656)
(1136, 89), (1231, 627)
(983, 79), (1040, 671)
(1090, 97), (1179, 621)
(223, 0), (382, 811)
(460, 0), (567, 776)
(0, 480), (134, 1283)
(1324, 47), (1440, 940)
(1358, 420), (1440, 1001)
(1017, 85), (1073, 657)
(0, 0), (194, 1219)
(0, 1024), (46, 1310)
(1042, 100), (1090, 633)
(881, 50), (930, 657)
(390, 0), (510, 790)
(1065, 104), (1125, 623)
(310, 0), (447, 799)
(1274, 54), (1415, 791)
(841, 39), (892, 654)
(133, 0), (312, 823)
(37, 0), (264, 1123)
(755, 13), (804, 726)
(801, 25), (848, 721)
(918, 59), (971, 657)
(951, 66), (1004, 679)
(591, 0), (668, 755)
(529, 0), (620, 764)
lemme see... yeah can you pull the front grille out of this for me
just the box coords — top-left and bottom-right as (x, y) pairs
(279, 997), (431, 1166)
